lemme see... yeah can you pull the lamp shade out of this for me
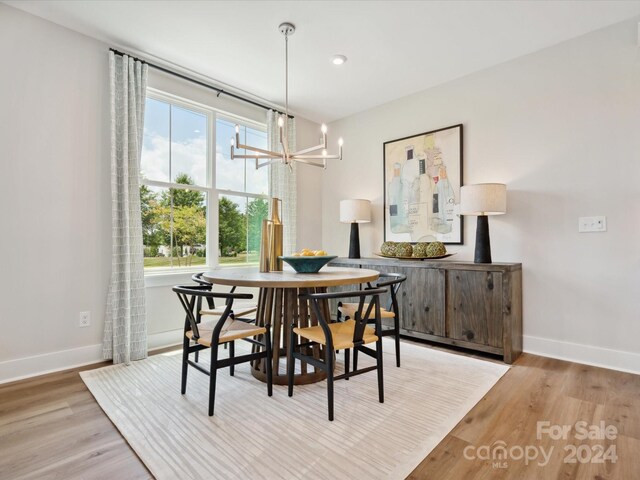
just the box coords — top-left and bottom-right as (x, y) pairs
(340, 199), (371, 223)
(460, 184), (507, 216)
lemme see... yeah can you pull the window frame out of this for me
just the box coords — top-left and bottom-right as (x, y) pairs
(142, 88), (269, 278)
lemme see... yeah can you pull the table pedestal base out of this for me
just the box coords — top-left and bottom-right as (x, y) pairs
(251, 286), (331, 385)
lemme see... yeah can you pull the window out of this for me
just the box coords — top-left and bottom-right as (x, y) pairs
(140, 90), (269, 271)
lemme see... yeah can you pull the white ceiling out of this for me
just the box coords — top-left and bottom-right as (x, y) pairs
(5, 0), (640, 122)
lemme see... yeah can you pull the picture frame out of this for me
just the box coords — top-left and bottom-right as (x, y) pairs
(383, 124), (463, 244)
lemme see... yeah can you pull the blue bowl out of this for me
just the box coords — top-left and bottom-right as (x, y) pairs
(279, 255), (338, 273)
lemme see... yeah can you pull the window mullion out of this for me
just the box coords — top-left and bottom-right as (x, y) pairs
(142, 179), (209, 192)
(208, 110), (218, 268)
(168, 104), (174, 267)
(216, 188), (269, 200)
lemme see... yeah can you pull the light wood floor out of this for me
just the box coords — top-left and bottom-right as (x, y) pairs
(1, 344), (638, 479)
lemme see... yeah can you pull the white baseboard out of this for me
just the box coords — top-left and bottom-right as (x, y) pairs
(3, 332), (636, 385)
(147, 328), (183, 351)
(523, 335), (640, 375)
(0, 329), (183, 385)
(0, 343), (104, 385)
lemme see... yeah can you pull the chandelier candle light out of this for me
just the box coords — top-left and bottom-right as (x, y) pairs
(230, 22), (343, 169)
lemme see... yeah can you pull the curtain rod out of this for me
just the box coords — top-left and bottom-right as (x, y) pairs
(109, 48), (293, 119)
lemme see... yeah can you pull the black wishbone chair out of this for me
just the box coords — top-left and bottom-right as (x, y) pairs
(191, 272), (259, 361)
(173, 285), (273, 416)
(338, 272), (407, 367)
(288, 287), (387, 421)
(191, 273), (258, 321)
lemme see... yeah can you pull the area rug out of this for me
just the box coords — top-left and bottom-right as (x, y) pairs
(81, 339), (508, 479)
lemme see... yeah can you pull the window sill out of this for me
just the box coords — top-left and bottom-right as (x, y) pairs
(144, 265), (259, 288)
(144, 269), (201, 288)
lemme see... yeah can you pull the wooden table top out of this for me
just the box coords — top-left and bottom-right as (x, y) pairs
(202, 266), (379, 288)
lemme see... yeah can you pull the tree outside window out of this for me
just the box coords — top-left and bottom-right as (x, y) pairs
(140, 93), (269, 270)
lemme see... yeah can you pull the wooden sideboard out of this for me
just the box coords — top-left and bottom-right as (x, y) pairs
(329, 257), (523, 364)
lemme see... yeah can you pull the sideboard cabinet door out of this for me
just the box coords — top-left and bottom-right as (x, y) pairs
(446, 270), (504, 348)
(400, 267), (446, 337)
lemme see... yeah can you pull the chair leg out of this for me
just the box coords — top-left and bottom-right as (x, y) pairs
(208, 343), (219, 416)
(265, 327), (273, 397)
(326, 347), (335, 421)
(224, 314), (233, 351)
(194, 350), (199, 363)
(353, 347), (359, 372)
(224, 310), (236, 352)
(287, 324), (296, 397)
(181, 337), (189, 395)
(344, 348), (350, 380)
(335, 310), (344, 355)
(376, 338), (384, 404)
(394, 316), (401, 368)
(229, 341), (235, 376)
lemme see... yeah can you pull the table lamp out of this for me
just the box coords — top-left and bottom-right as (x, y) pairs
(460, 184), (507, 263)
(340, 199), (371, 259)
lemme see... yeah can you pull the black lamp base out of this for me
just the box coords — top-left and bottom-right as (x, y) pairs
(474, 215), (492, 263)
(348, 222), (361, 259)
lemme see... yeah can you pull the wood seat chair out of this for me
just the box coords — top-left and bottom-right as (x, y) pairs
(191, 272), (258, 320)
(337, 272), (407, 367)
(173, 285), (273, 416)
(288, 287), (387, 421)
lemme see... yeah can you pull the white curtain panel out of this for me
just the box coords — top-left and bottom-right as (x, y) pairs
(267, 110), (297, 255)
(103, 52), (148, 364)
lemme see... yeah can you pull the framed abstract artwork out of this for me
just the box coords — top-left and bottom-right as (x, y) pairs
(383, 124), (463, 244)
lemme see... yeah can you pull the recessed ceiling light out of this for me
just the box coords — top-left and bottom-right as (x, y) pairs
(331, 55), (347, 65)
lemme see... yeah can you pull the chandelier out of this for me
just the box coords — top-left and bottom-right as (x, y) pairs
(230, 22), (343, 169)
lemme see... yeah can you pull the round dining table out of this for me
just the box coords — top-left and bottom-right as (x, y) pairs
(203, 266), (380, 385)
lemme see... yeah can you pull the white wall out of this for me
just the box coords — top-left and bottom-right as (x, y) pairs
(0, 4), (321, 382)
(323, 18), (640, 373)
(0, 4), (111, 379)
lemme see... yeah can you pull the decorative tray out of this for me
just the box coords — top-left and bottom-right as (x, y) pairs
(373, 252), (456, 260)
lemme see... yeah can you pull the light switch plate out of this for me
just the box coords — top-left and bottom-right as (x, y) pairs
(578, 216), (607, 233)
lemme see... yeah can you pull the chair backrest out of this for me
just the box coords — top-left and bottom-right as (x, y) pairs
(173, 285), (253, 343)
(369, 272), (407, 314)
(192, 272), (238, 310)
(299, 288), (387, 349)
(191, 273), (215, 310)
(191, 272), (212, 287)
